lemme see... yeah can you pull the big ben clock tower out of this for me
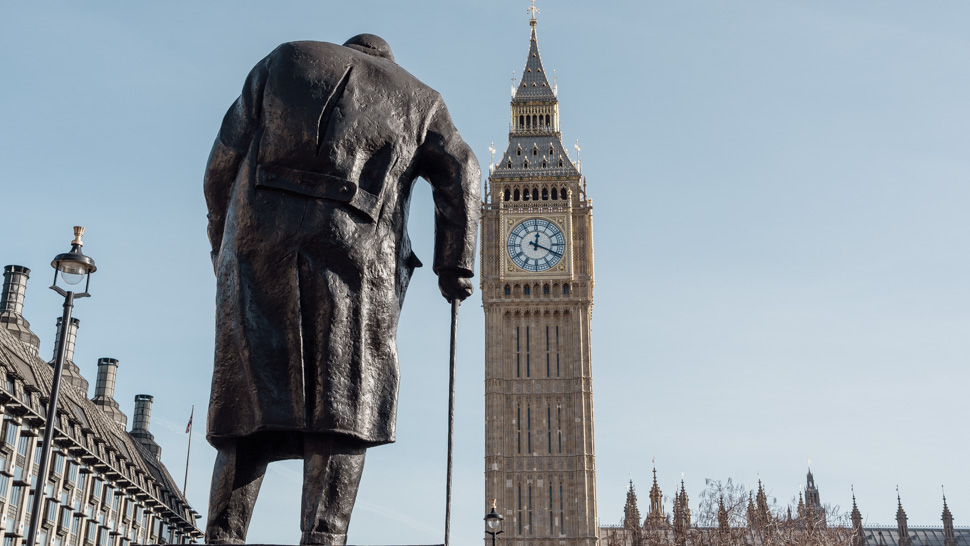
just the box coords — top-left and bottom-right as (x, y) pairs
(482, 4), (599, 545)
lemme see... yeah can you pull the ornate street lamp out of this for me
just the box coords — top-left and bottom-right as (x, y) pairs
(25, 227), (97, 546)
(485, 499), (504, 546)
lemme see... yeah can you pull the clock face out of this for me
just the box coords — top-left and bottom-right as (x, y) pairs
(507, 218), (566, 272)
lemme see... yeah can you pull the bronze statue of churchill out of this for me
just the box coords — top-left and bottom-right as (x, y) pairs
(203, 34), (480, 545)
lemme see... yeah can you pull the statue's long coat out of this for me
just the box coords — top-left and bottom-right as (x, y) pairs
(203, 41), (480, 446)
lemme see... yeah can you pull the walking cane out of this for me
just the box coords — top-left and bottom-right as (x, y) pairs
(444, 299), (459, 546)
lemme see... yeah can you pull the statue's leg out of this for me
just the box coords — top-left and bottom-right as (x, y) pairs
(206, 437), (270, 544)
(300, 434), (367, 545)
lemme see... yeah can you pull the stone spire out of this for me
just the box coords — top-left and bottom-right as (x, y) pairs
(646, 465), (666, 527)
(797, 491), (806, 520)
(804, 462), (825, 527)
(492, 0), (580, 181)
(850, 488), (865, 546)
(623, 479), (643, 532)
(717, 495), (730, 534)
(896, 489), (912, 546)
(0, 265), (41, 354)
(514, 0), (556, 102)
(672, 478), (691, 532)
(942, 487), (957, 546)
(746, 492), (757, 529)
(754, 479), (772, 528)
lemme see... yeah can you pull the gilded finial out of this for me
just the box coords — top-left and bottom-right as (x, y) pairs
(807, 457), (812, 468)
(528, 0), (540, 24)
(72, 226), (85, 246)
(490, 498), (497, 510)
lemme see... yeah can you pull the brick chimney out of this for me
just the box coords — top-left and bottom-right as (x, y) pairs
(92, 358), (127, 427)
(48, 317), (89, 395)
(0, 265), (40, 355)
(129, 394), (161, 459)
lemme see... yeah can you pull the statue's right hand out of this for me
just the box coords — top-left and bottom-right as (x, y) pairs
(438, 273), (473, 303)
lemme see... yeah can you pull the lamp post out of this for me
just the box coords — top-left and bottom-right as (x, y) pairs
(25, 227), (96, 546)
(485, 499), (504, 546)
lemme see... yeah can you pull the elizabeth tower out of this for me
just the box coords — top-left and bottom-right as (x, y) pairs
(482, 6), (599, 545)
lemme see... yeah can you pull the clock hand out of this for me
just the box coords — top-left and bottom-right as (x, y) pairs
(529, 241), (562, 257)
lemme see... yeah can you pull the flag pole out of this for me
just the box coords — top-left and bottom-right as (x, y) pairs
(183, 405), (194, 496)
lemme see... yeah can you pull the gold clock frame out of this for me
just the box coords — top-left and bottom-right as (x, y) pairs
(501, 213), (573, 280)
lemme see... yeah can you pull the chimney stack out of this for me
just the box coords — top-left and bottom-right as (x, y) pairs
(129, 394), (161, 458)
(48, 317), (89, 394)
(0, 265), (40, 354)
(92, 358), (127, 427)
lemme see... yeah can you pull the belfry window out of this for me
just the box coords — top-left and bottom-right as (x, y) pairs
(516, 148), (522, 156)
(522, 186), (530, 199)
(504, 189), (511, 201)
(513, 189), (520, 201)
(541, 160), (547, 169)
(533, 147), (538, 156)
(523, 159), (529, 169)
(551, 188), (558, 200)
(542, 188), (549, 199)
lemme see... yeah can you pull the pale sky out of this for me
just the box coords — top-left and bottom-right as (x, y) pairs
(1, 1), (968, 544)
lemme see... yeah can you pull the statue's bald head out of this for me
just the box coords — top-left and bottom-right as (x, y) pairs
(343, 34), (395, 63)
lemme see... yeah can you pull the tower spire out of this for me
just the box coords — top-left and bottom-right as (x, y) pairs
(850, 487), (865, 546)
(943, 485), (957, 546)
(646, 463), (665, 527)
(896, 487), (912, 546)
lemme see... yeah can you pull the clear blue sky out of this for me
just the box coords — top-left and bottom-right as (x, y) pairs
(2, 1), (968, 543)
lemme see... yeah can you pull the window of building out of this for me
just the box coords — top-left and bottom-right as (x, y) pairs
(563, 284), (570, 295)
(3, 421), (17, 446)
(551, 188), (558, 200)
(543, 284), (550, 295)
(503, 189), (510, 201)
(513, 189), (520, 201)
(528, 485), (534, 535)
(17, 436), (30, 457)
(504, 285), (511, 296)
(523, 285), (530, 296)
(547, 406), (552, 454)
(527, 405), (532, 453)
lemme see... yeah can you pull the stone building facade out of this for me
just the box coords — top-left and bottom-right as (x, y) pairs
(601, 467), (969, 546)
(481, 7), (599, 545)
(0, 265), (202, 546)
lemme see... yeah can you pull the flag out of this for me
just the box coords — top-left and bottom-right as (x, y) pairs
(185, 407), (194, 433)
